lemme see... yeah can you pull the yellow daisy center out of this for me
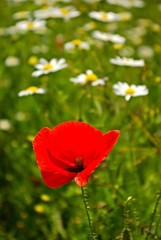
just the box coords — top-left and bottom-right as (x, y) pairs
(72, 39), (82, 46)
(27, 86), (38, 93)
(100, 12), (108, 20)
(125, 87), (136, 95)
(85, 73), (98, 83)
(27, 22), (35, 29)
(60, 9), (69, 15)
(43, 63), (54, 70)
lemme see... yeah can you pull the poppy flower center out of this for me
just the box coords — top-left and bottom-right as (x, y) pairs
(66, 157), (84, 173)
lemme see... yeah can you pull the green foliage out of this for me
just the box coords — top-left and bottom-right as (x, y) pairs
(0, 0), (161, 239)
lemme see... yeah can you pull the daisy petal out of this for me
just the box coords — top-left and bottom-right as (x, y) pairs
(32, 70), (43, 77)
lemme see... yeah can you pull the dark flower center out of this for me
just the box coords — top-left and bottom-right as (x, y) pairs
(66, 157), (84, 173)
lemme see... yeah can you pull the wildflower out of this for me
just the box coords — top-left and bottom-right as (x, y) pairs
(40, 194), (51, 202)
(137, 46), (154, 59)
(106, 0), (145, 8)
(15, 112), (27, 121)
(53, 7), (81, 20)
(15, 19), (46, 32)
(34, 204), (45, 213)
(82, 22), (97, 31)
(28, 56), (38, 65)
(92, 30), (126, 44)
(89, 11), (131, 22)
(7, 0), (27, 2)
(110, 56), (144, 67)
(31, 45), (48, 54)
(83, 0), (101, 2)
(18, 86), (46, 96)
(34, 7), (56, 19)
(34, 0), (55, 5)
(5, 25), (22, 36)
(64, 39), (90, 51)
(119, 46), (134, 57)
(33, 121), (120, 187)
(113, 82), (149, 101)
(0, 119), (11, 131)
(32, 58), (67, 77)
(12, 11), (31, 20)
(70, 70), (108, 86)
(89, 11), (120, 22)
(5, 56), (20, 67)
(117, 12), (132, 21)
(34, 0), (71, 4)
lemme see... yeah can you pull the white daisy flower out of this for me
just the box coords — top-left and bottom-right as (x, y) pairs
(12, 11), (31, 20)
(92, 30), (126, 44)
(64, 39), (90, 51)
(137, 46), (154, 59)
(34, 7), (56, 19)
(52, 7), (81, 20)
(34, 0), (71, 4)
(82, 22), (97, 31)
(117, 12), (132, 21)
(113, 82), (148, 101)
(7, 0), (27, 2)
(18, 86), (46, 97)
(15, 19), (46, 32)
(5, 56), (20, 67)
(70, 70), (108, 86)
(34, 0), (55, 5)
(83, 0), (101, 2)
(32, 58), (67, 77)
(0, 119), (11, 131)
(106, 0), (145, 8)
(89, 11), (120, 22)
(110, 56), (145, 67)
(5, 25), (22, 35)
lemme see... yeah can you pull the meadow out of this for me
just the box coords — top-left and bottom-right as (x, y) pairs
(0, 0), (161, 239)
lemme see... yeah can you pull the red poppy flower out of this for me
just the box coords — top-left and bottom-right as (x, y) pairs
(33, 121), (120, 188)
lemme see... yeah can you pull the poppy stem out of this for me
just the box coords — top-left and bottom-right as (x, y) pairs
(81, 186), (97, 240)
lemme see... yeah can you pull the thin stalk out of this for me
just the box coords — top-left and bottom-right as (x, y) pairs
(145, 188), (161, 240)
(81, 187), (97, 240)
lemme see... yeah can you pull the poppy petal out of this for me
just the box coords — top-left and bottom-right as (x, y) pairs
(33, 127), (53, 171)
(103, 130), (120, 155)
(74, 130), (120, 187)
(33, 127), (77, 188)
(33, 122), (120, 188)
(41, 170), (76, 188)
(33, 127), (71, 172)
(75, 174), (89, 187)
(48, 121), (105, 166)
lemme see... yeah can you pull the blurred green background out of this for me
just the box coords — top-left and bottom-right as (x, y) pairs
(0, 0), (161, 239)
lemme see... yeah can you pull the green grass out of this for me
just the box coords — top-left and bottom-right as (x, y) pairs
(0, 0), (161, 239)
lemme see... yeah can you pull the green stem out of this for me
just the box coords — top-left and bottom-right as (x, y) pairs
(145, 187), (161, 240)
(81, 187), (97, 240)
